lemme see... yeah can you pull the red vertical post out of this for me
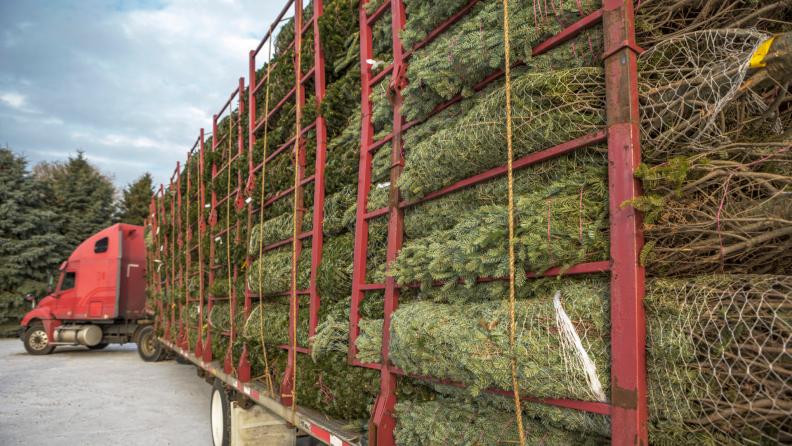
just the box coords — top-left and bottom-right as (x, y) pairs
(603, 0), (647, 444)
(308, 0), (328, 352)
(349, 0), (376, 366)
(205, 115), (219, 363)
(197, 128), (207, 358)
(281, 0), (306, 411)
(371, 1), (407, 444)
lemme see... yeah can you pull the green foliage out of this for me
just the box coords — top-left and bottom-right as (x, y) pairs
(390, 154), (609, 286)
(388, 276), (611, 401)
(399, 0), (603, 122)
(398, 68), (606, 202)
(116, 172), (154, 225)
(43, 151), (116, 259)
(0, 149), (65, 336)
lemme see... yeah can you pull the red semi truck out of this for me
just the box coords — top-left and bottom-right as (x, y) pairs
(19, 223), (161, 359)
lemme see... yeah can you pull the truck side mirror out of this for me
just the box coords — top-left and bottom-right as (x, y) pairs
(25, 293), (35, 302)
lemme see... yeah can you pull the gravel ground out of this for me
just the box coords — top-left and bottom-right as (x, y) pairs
(0, 339), (211, 445)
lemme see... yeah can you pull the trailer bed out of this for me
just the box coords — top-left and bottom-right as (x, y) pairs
(160, 338), (363, 446)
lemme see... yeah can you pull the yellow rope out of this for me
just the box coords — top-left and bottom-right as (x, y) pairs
(227, 90), (234, 374)
(198, 142), (205, 349)
(185, 164), (191, 352)
(503, 0), (525, 443)
(290, 6), (303, 425)
(257, 24), (276, 399)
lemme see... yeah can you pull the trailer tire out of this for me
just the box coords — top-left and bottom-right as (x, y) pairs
(87, 343), (109, 350)
(137, 326), (163, 362)
(24, 324), (55, 355)
(210, 379), (231, 446)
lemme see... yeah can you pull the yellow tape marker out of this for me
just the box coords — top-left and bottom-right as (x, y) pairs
(750, 36), (777, 69)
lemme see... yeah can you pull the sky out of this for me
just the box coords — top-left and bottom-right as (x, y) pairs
(0, 0), (290, 190)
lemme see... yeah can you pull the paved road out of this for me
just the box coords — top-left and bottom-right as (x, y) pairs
(0, 339), (211, 445)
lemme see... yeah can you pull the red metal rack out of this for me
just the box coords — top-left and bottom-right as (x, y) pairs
(348, 0), (647, 444)
(243, 0), (329, 412)
(148, 0), (648, 443)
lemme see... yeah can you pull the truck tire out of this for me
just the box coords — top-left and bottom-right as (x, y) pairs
(137, 326), (163, 362)
(24, 325), (55, 355)
(87, 343), (109, 350)
(210, 379), (231, 446)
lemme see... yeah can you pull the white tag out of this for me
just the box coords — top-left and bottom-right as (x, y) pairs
(156, 227), (160, 234)
(330, 435), (343, 446)
(215, 237), (221, 242)
(366, 59), (385, 69)
(245, 197), (252, 203)
(160, 246), (164, 251)
(244, 386), (250, 396)
(205, 204), (211, 208)
(376, 182), (390, 189)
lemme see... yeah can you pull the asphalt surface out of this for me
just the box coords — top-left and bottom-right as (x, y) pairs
(0, 339), (211, 445)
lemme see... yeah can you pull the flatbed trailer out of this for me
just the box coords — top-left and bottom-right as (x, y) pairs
(159, 338), (361, 446)
(141, 0), (792, 445)
(145, 0), (647, 443)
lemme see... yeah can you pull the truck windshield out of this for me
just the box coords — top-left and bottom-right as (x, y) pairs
(61, 272), (76, 291)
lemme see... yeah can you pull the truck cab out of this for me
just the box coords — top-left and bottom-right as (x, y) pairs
(21, 223), (153, 355)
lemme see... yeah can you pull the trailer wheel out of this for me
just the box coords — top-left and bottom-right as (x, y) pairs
(137, 326), (163, 362)
(210, 379), (231, 446)
(24, 325), (55, 355)
(87, 343), (109, 350)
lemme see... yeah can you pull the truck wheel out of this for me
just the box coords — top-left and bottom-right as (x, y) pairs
(24, 325), (55, 355)
(210, 379), (231, 446)
(87, 343), (109, 350)
(137, 326), (163, 362)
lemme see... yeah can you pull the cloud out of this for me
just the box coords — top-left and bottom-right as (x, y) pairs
(1, 92), (26, 109)
(0, 0), (290, 189)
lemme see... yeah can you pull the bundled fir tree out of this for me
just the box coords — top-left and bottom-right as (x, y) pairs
(0, 149), (65, 337)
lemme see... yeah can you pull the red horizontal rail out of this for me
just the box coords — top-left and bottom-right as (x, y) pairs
(212, 154), (241, 180)
(403, 0), (483, 57)
(252, 86), (297, 134)
(212, 223), (238, 239)
(250, 174), (316, 214)
(532, 8), (603, 57)
(209, 296), (232, 301)
(301, 66), (316, 85)
(402, 130), (608, 208)
(215, 88), (239, 120)
(367, 132), (392, 153)
(253, 0), (295, 55)
(277, 345), (310, 354)
(368, 62), (393, 87)
(253, 121), (318, 174)
(402, 261), (611, 288)
(213, 188), (241, 207)
(301, 15), (314, 35)
(366, 0), (391, 25)
(363, 207), (388, 220)
(359, 283), (386, 290)
(389, 367), (612, 416)
(212, 133), (228, 151)
(253, 62), (278, 95)
(363, 129), (606, 220)
(261, 231), (313, 253)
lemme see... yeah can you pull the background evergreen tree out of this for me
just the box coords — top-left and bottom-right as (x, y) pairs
(44, 150), (116, 258)
(115, 172), (153, 225)
(0, 148), (65, 337)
